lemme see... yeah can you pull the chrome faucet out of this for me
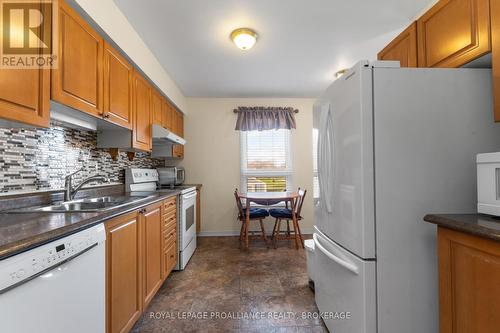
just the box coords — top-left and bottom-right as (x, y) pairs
(64, 168), (109, 201)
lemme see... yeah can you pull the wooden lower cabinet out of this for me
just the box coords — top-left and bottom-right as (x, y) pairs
(105, 211), (142, 333)
(162, 196), (178, 278)
(438, 227), (500, 333)
(164, 243), (178, 277)
(106, 198), (178, 333)
(378, 22), (418, 67)
(141, 202), (163, 309)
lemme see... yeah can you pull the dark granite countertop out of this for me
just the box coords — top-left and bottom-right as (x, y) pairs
(0, 189), (181, 260)
(424, 214), (500, 242)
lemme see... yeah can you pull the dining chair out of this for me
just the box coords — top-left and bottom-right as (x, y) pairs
(234, 189), (269, 248)
(269, 188), (307, 249)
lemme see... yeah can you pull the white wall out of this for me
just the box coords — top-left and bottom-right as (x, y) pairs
(74, 0), (187, 113)
(180, 98), (315, 236)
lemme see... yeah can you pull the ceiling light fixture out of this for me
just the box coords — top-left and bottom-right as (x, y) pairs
(335, 69), (347, 79)
(231, 28), (258, 50)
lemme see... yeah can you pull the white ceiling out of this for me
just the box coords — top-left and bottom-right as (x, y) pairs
(114, 0), (434, 98)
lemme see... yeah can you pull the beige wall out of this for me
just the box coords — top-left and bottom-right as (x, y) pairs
(179, 98), (315, 235)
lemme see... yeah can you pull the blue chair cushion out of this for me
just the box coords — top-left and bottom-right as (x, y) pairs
(242, 207), (269, 218)
(269, 208), (293, 219)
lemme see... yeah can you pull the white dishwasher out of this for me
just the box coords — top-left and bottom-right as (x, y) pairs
(0, 223), (106, 333)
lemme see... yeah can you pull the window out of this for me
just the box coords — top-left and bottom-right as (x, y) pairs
(240, 129), (292, 192)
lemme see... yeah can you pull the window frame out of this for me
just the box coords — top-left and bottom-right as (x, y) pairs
(240, 129), (293, 193)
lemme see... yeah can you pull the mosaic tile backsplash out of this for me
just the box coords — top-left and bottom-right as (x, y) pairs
(0, 122), (164, 194)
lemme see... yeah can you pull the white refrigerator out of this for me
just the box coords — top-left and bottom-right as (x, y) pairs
(312, 61), (500, 333)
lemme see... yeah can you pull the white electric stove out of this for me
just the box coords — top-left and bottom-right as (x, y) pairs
(125, 168), (197, 270)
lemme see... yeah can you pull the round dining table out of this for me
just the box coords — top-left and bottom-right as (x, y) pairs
(238, 191), (300, 249)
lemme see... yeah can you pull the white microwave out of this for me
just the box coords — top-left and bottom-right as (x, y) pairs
(477, 152), (500, 216)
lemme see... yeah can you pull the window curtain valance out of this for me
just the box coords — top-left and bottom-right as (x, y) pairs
(234, 107), (298, 131)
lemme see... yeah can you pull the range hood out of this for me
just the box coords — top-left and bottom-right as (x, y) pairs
(152, 124), (186, 145)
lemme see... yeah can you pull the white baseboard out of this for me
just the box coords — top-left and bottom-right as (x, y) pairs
(198, 228), (313, 237)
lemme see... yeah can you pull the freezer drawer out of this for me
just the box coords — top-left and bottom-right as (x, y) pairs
(313, 228), (376, 333)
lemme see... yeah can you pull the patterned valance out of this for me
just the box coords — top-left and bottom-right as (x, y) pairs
(234, 107), (298, 131)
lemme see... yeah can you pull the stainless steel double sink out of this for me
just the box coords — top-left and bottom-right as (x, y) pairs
(7, 195), (155, 213)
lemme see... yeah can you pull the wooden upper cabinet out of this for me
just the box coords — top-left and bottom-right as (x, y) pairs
(0, 0), (49, 128)
(103, 42), (133, 129)
(151, 90), (163, 125)
(172, 110), (184, 158)
(141, 203), (163, 309)
(438, 227), (500, 333)
(177, 111), (184, 137)
(106, 212), (142, 333)
(52, 0), (103, 117)
(162, 100), (173, 131)
(132, 71), (151, 151)
(417, 0), (491, 68)
(378, 22), (418, 67)
(0, 67), (50, 127)
(171, 108), (179, 135)
(492, 0), (500, 122)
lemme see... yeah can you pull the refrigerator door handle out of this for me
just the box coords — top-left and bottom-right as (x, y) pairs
(313, 233), (359, 275)
(318, 103), (334, 213)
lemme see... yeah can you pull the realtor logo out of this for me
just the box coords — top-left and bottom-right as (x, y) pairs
(1, 0), (57, 68)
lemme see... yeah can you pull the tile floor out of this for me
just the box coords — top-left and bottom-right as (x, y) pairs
(131, 236), (327, 333)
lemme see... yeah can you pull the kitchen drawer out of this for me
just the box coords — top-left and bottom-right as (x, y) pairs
(163, 213), (176, 228)
(163, 229), (176, 249)
(163, 205), (176, 217)
(163, 197), (176, 211)
(164, 242), (177, 276)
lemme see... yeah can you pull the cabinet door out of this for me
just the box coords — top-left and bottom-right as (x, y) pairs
(132, 71), (151, 151)
(141, 203), (163, 309)
(170, 107), (178, 134)
(377, 22), (418, 67)
(52, 0), (103, 117)
(417, 0), (490, 68)
(164, 243), (178, 277)
(103, 42), (132, 129)
(173, 111), (184, 158)
(438, 227), (500, 333)
(162, 100), (172, 130)
(492, 0), (500, 122)
(177, 111), (184, 137)
(0, 67), (49, 127)
(106, 212), (142, 333)
(151, 90), (163, 125)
